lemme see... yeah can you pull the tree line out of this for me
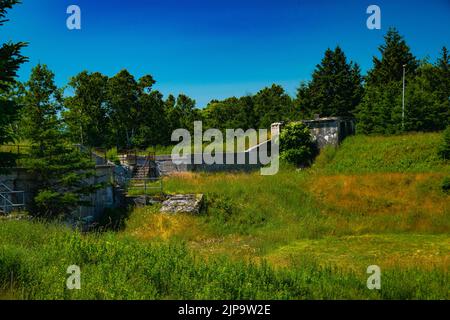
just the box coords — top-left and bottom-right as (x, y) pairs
(204, 28), (449, 135)
(2, 4), (450, 150)
(2, 28), (449, 151)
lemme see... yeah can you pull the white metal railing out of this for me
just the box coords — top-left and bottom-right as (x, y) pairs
(0, 183), (25, 214)
(126, 178), (163, 194)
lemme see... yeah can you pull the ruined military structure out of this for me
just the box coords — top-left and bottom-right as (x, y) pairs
(272, 117), (356, 149)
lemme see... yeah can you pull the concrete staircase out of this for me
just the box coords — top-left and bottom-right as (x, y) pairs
(132, 165), (150, 179)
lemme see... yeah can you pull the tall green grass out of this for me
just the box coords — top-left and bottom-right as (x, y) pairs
(0, 220), (447, 300)
(313, 132), (449, 174)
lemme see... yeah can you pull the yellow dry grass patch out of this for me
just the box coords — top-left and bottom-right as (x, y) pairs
(126, 207), (206, 242)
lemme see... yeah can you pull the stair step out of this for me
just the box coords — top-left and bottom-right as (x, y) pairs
(132, 165), (151, 179)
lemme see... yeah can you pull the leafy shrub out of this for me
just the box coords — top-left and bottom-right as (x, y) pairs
(106, 147), (120, 165)
(279, 122), (315, 166)
(438, 126), (450, 160)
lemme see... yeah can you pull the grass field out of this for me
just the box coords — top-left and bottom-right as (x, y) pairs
(0, 132), (448, 299)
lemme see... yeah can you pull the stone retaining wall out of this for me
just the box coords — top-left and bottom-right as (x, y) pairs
(0, 165), (119, 219)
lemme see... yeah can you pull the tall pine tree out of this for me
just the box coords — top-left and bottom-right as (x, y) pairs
(0, 0), (27, 146)
(356, 28), (420, 134)
(295, 46), (363, 118)
(366, 27), (418, 86)
(22, 64), (100, 218)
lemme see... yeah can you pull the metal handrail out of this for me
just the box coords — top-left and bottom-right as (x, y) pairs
(0, 192), (13, 205)
(0, 182), (13, 192)
(0, 183), (25, 214)
(126, 177), (163, 194)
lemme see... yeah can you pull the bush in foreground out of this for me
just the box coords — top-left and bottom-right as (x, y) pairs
(279, 122), (315, 166)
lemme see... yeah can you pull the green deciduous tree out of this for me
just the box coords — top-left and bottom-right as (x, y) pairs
(106, 69), (140, 148)
(254, 84), (293, 128)
(104, 71), (169, 148)
(164, 94), (178, 137)
(202, 95), (256, 131)
(64, 71), (110, 147)
(135, 87), (168, 147)
(173, 94), (199, 134)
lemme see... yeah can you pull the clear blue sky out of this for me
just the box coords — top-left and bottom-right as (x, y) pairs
(3, 0), (450, 107)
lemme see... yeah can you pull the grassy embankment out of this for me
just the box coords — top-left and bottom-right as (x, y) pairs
(0, 132), (448, 299)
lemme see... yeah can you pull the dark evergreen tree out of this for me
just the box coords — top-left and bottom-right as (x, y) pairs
(356, 28), (421, 133)
(295, 46), (363, 118)
(22, 64), (100, 218)
(436, 46), (450, 117)
(405, 62), (449, 131)
(0, 0), (27, 146)
(366, 27), (419, 86)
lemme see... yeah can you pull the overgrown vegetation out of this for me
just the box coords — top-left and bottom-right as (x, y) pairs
(0, 1), (448, 300)
(0, 132), (449, 299)
(279, 122), (315, 166)
(19, 64), (101, 218)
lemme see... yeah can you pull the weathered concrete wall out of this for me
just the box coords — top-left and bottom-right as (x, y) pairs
(145, 118), (355, 175)
(77, 165), (117, 218)
(154, 125), (280, 175)
(155, 150), (272, 174)
(0, 165), (118, 219)
(272, 117), (355, 149)
(303, 118), (355, 148)
(0, 168), (39, 208)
